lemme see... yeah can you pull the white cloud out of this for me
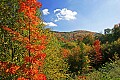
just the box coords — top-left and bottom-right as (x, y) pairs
(42, 9), (50, 15)
(54, 9), (61, 13)
(43, 22), (57, 27)
(54, 8), (77, 22)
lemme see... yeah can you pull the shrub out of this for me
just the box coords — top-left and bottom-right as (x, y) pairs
(101, 38), (120, 63)
(67, 42), (90, 76)
(86, 58), (120, 80)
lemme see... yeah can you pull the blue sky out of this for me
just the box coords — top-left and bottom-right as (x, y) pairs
(38, 0), (120, 32)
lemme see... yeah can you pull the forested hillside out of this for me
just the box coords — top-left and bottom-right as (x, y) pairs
(0, 0), (120, 80)
(53, 30), (96, 42)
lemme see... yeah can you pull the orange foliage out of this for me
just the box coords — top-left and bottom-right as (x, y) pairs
(6, 65), (20, 74)
(93, 40), (102, 62)
(1, 0), (47, 79)
(78, 76), (86, 80)
(17, 77), (28, 80)
(61, 48), (70, 58)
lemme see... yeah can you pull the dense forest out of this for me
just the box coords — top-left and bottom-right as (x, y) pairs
(0, 0), (120, 80)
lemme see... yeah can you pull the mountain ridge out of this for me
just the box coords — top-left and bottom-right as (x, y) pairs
(52, 30), (98, 41)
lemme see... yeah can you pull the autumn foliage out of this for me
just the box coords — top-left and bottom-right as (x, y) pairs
(93, 40), (102, 63)
(1, 0), (47, 79)
(1, 0), (120, 79)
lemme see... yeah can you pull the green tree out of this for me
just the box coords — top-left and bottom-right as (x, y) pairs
(112, 24), (120, 41)
(0, 0), (25, 64)
(82, 34), (94, 45)
(43, 30), (70, 80)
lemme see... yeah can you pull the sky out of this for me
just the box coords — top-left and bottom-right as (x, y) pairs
(38, 0), (120, 33)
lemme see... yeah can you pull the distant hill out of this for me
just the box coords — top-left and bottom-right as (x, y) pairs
(53, 30), (97, 41)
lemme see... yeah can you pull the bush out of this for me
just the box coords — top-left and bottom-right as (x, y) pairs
(86, 58), (120, 80)
(67, 42), (90, 76)
(101, 38), (120, 63)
